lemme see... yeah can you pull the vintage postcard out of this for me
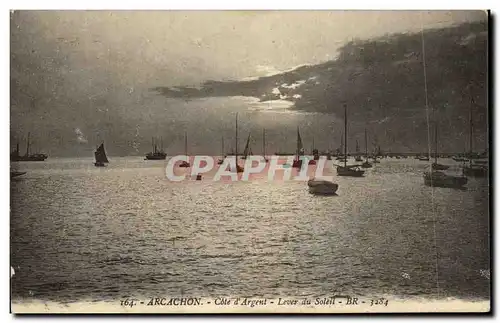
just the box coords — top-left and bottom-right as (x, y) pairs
(10, 10), (490, 314)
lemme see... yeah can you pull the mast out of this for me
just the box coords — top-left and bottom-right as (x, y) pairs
(365, 128), (368, 159)
(161, 137), (163, 152)
(235, 113), (238, 160)
(434, 122), (438, 164)
(469, 98), (473, 167)
(184, 132), (188, 156)
(262, 128), (266, 158)
(26, 132), (31, 156)
(221, 136), (224, 157)
(344, 103), (347, 168)
(312, 136), (315, 153)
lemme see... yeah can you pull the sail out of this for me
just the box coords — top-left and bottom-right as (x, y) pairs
(243, 134), (251, 157)
(95, 143), (109, 163)
(296, 127), (304, 156)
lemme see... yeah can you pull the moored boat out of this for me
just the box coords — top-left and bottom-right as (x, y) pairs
(423, 170), (467, 188)
(94, 142), (109, 167)
(307, 178), (339, 195)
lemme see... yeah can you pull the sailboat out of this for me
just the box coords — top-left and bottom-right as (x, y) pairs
(336, 133), (346, 161)
(462, 96), (487, 177)
(262, 128), (269, 162)
(337, 103), (365, 177)
(361, 129), (372, 168)
(94, 142), (109, 167)
(179, 132), (190, 167)
(431, 122), (449, 170)
(218, 136), (225, 165)
(11, 171), (26, 178)
(233, 113), (244, 173)
(241, 133), (252, 159)
(292, 127), (305, 168)
(11, 132), (48, 162)
(355, 139), (363, 162)
(309, 136), (317, 165)
(145, 137), (167, 160)
(420, 25), (467, 188)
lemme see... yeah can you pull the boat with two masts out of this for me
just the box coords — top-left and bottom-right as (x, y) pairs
(145, 137), (167, 160)
(11, 133), (48, 162)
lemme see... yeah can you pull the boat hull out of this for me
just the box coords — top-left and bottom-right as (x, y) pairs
(424, 171), (467, 188)
(10, 171), (26, 178)
(179, 161), (191, 168)
(337, 166), (365, 177)
(11, 155), (47, 162)
(432, 163), (449, 170)
(308, 179), (338, 195)
(94, 162), (106, 167)
(361, 162), (372, 168)
(463, 166), (488, 177)
(145, 154), (167, 160)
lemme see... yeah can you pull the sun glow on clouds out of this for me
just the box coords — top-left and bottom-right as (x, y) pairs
(75, 128), (88, 143)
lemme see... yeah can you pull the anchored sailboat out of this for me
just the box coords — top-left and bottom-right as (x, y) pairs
(94, 142), (109, 167)
(292, 127), (304, 168)
(218, 136), (225, 165)
(234, 113), (244, 173)
(179, 132), (190, 168)
(355, 139), (363, 162)
(462, 95), (487, 177)
(145, 137), (167, 160)
(431, 122), (449, 170)
(337, 103), (365, 177)
(361, 128), (372, 168)
(11, 132), (48, 162)
(262, 128), (269, 162)
(420, 24), (466, 188)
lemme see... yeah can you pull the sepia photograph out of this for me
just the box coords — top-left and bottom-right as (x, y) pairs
(9, 9), (490, 314)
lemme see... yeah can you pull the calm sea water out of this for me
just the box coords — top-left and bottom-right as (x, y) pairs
(10, 157), (490, 303)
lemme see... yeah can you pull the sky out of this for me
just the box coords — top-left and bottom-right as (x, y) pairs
(10, 10), (487, 156)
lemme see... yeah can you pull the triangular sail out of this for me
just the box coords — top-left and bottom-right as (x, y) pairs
(95, 143), (109, 163)
(296, 127), (303, 156)
(243, 134), (251, 157)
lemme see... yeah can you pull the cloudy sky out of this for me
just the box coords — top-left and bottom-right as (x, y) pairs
(10, 10), (487, 156)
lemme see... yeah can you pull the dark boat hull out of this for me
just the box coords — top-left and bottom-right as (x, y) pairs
(424, 171), (467, 188)
(337, 166), (365, 177)
(463, 166), (488, 177)
(11, 155), (47, 162)
(94, 162), (106, 167)
(432, 163), (449, 170)
(145, 155), (166, 160)
(10, 171), (26, 178)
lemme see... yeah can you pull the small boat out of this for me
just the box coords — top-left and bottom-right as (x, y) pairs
(94, 142), (109, 167)
(10, 171), (26, 178)
(424, 170), (467, 188)
(432, 163), (449, 170)
(418, 156), (430, 161)
(361, 161), (373, 168)
(463, 164), (487, 177)
(179, 132), (190, 168)
(307, 178), (338, 195)
(337, 164), (365, 177)
(361, 129), (372, 168)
